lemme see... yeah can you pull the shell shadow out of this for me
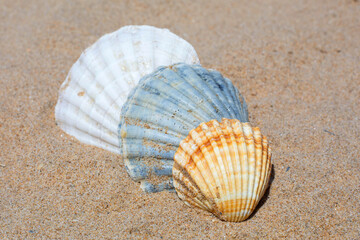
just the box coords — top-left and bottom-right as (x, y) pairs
(246, 164), (275, 221)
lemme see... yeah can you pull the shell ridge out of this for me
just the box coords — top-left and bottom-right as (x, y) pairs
(68, 59), (130, 110)
(59, 70), (116, 142)
(162, 65), (223, 119)
(244, 124), (257, 217)
(56, 121), (119, 153)
(173, 144), (208, 209)
(130, 28), (142, 77)
(150, 27), (199, 67)
(249, 127), (263, 214)
(181, 124), (221, 211)
(153, 28), (173, 67)
(76, 48), (98, 79)
(132, 27), (154, 76)
(260, 145), (272, 198)
(228, 120), (242, 219)
(118, 70), (196, 134)
(222, 119), (239, 221)
(57, 39), (119, 148)
(173, 162), (212, 210)
(256, 135), (267, 202)
(202, 120), (226, 216)
(230, 85), (247, 122)
(118, 65), (167, 120)
(89, 85), (124, 145)
(126, 66), (218, 125)
(236, 121), (248, 219)
(174, 182), (209, 210)
(177, 130), (216, 203)
(204, 69), (240, 118)
(223, 78), (246, 121)
(214, 74), (247, 122)
(242, 124), (254, 218)
(83, 97), (113, 137)
(190, 127), (220, 201)
(201, 121), (229, 215)
(174, 65), (234, 120)
(257, 131), (268, 204)
(149, 27), (157, 70)
(188, 153), (219, 212)
(58, 94), (118, 147)
(120, 100), (198, 137)
(126, 157), (174, 180)
(189, 66), (237, 118)
(201, 69), (247, 123)
(120, 131), (179, 178)
(210, 120), (235, 219)
(101, 89), (127, 121)
(165, 63), (217, 118)
(265, 149), (272, 193)
(230, 120), (242, 220)
(242, 124), (253, 219)
(217, 119), (236, 221)
(229, 120), (243, 221)
(182, 129), (214, 200)
(212, 75), (240, 118)
(120, 116), (188, 142)
(169, 35), (198, 65)
(150, 67), (221, 121)
(186, 125), (223, 214)
(122, 138), (178, 159)
(249, 128), (262, 212)
(206, 69), (247, 122)
(155, 33), (182, 66)
(238, 91), (249, 122)
(257, 136), (268, 200)
(140, 76), (216, 122)
(173, 177), (208, 209)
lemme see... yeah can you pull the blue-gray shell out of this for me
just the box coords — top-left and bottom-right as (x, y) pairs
(118, 63), (249, 192)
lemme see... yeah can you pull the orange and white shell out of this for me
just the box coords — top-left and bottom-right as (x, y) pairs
(172, 118), (272, 222)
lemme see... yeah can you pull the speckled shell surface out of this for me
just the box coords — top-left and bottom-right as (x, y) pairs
(172, 118), (271, 222)
(119, 63), (249, 192)
(55, 25), (199, 153)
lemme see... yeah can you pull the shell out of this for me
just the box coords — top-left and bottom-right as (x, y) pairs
(55, 25), (199, 153)
(119, 63), (249, 192)
(172, 118), (272, 222)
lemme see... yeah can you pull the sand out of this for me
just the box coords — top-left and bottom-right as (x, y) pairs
(1, 0), (359, 239)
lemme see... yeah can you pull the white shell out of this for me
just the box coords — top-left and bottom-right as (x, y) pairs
(55, 25), (200, 153)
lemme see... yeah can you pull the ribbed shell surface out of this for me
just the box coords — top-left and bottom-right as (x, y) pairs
(55, 25), (199, 153)
(119, 64), (249, 192)
(172, 118), (271, 222)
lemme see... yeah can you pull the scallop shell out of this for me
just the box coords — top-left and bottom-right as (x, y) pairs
(55, 25), (199, 153)
(119, 63), (249, 192)
(172, 118), (272, 222)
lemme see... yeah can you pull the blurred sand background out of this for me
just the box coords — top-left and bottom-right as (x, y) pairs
(1, 0), (359, 239)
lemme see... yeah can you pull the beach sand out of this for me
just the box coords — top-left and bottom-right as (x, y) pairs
(1, 0), (359, 238)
